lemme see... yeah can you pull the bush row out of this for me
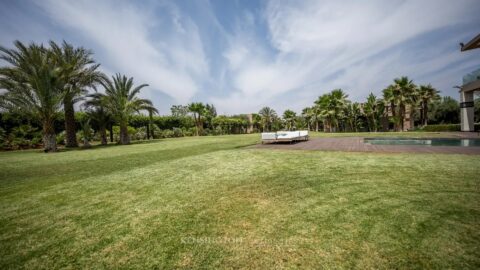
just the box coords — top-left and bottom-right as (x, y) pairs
(421, 123), (480, 132)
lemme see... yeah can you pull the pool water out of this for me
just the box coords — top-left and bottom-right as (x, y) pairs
(364, 138), (480, 147)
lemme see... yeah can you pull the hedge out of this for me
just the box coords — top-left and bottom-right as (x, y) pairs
(422, 123), (480, 132)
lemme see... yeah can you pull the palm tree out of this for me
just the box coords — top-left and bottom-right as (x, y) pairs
(188, 102), (205, 136)
(316, 89), (348, 132)
(79, 116), (92, 148)
(146, 106), (159, 139)
(258, 107), (277, 132)
(84, 92), (112, 145)
(344, 102), (362, 132)
(301, 107), (313, 130)
(101, 74), (156, 144)
(203, 103), (217, 130)
(283, 109), (296, 131)
(363, 93), (379, 132)
(393, 76), (417, 131)
(418, 84), (440, 126)
(382, 85), (398, 131)
(50, 41), (105, 148)
(0, 41), (65, 152)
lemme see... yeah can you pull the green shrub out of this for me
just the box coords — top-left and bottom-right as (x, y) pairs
(172, 127), (184, 137)
(422, 124), (460, 132)
(134, 127), (148, 140)
(183, 128), (194, 137)
(161, 129), (174, 138)
(56, 131), (66, 145)
(111, 126), (137, 141)
(0, 125), (42, 150)
(422, 123), (480, 132)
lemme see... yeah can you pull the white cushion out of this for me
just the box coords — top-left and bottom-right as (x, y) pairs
(276, 131), (299, 139)
(299, 130), (308, 137)
(261, 133), (277, 140)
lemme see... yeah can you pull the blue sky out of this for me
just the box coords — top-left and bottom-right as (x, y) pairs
(1, 0), (479, 115)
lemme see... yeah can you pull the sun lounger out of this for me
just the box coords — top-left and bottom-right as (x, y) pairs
(261, 130), (309, 143)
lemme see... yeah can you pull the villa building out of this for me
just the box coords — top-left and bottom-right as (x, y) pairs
(459, 34), (480, 131)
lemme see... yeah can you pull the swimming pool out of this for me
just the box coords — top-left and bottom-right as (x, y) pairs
(364, 138), (480, 147)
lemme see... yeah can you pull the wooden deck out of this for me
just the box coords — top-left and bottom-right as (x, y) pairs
(255, 136), (480, 155)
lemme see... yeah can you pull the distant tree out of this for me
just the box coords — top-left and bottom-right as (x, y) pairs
(392, 76), (417, 131)
(170, 105), (189, 117)
(363, 93), (379, 132)
(382, 85), (397, 131)
(258, 107), (277, 132)
(188, 102), (205, 136)
(316, 89), (348, 132)
(101, 74), (156, 144)
(301, 107), (313, 130)
(0, 41), (65, 152)
(282, 109), (297, 131)
(146, 106), (159, 139)
(428, 96), (460, 124)
(418, 84), (440, 126)
(344, 102), (362, 132)
(204, 103), (217, 129)
(84, 92), (112, 145)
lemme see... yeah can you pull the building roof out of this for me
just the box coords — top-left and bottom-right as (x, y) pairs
(461, 34), (480, 51)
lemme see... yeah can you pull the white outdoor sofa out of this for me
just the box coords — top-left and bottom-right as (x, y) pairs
(261, 130), (309, 144)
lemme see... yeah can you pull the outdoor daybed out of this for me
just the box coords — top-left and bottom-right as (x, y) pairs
(261, 130), (309, 144)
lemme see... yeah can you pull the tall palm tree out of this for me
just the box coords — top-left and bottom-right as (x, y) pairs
(0, 41), (65, 152)
(146, 106), (159, 139)
(301, 107), (313, 131)
(258, 107), (277, 132)
(316, 89), (348, 132)
(101, 74), (156, 144)
(393, 76), (417, 131)
(312, 105), (321, 131)
(84, 92), (112, 145)
(344, 102), (362, 132)
(282, 109), (296, 131)
(363, 93), (379, 132)
(188, 102), (205, 136)
(203, 103), (217, 130)
(382, 85), (398, 131)
(418, 84), (440, 126)
(50, 41), (105, 148)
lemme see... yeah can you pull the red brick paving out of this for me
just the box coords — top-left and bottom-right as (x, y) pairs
(255, 136), (480, 155)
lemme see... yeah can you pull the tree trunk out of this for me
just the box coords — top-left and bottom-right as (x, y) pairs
(119, 122), (130, 144)
(83, 138), (91, 148)
(100, 126), (107, 145)
(64, 97), (78, 148)
(399, 104), (405, 132)
(390, 102), (398, 131)
(42, 120), (57, 152)
(150, 124), (155, 139)
(423, 103), (428, 126)
(109, 124), (114, 142)
(146, 124), (150, 139)
(194, 114), (199, 136)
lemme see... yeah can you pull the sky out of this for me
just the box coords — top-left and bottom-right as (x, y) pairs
(0, 0), (479, 115)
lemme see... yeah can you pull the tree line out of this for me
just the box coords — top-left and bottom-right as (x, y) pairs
(256, 77), (477, 133)
(0, 41), (476, 152)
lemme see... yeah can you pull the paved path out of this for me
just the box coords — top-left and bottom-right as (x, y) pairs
(255, 136), (480, 155)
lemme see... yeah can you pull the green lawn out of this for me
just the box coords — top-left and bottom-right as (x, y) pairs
(1, 134), (479, 269)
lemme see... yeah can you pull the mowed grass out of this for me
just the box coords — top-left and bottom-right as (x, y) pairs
(1, 134), (479, 269)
